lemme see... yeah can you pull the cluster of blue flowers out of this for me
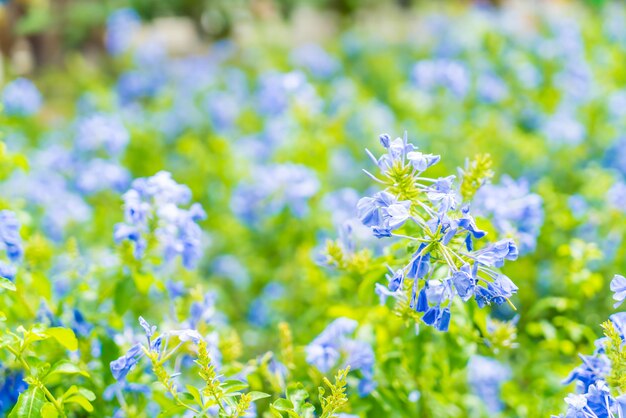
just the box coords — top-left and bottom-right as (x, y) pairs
(358, 133), (519, 331)
(114, 171), (206, 269)
(306, 317), (376, 396)
(554, 275), (626, 418)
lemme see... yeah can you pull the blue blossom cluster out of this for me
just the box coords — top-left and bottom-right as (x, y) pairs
(1, 78), (42, 116)
(231, 163), (319, 224)
(0, 211), (22, 282)
(554, 275), (626, 418)
(306, 318), (376, 396)
(110, 316), (203, 381)
(114, 171), (206, 269)
(0, 368), (26, 414)
(473, 175), (544, 254)
(360, 133), (519, 331)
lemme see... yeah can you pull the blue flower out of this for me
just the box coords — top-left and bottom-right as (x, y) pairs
(452, 264), (476, 301)
(412, 59), (470, 97)
(75, 114), (129, 156)
(110, 343), (144, 381)
(473, 176), (543, 254)
(467, 355), (511, 413)
(115, 171), (206, 269)
(291, 44), (339, 79)
(611, 274), (626, 308)
(406, 150), (441, 172)
(357, 191), (411, 235)
(473, 238), (518, 268)
(105, 8), (141, 55)
(563, 354), (611, 392)
(232, 164), (319, 224)
(0, 368), (26, 413)
(426, 176), (457, 214)
(0, 210), (22, 263)
(2, 78), (42, 116)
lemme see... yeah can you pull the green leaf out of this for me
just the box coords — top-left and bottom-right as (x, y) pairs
(9, 387), (46, 418)
(0, 277), (16, 291)
(44, 361), (89, 382)
(221, 379), (248, 394)
(271, 398), (295, 411)
(63, 394), (93, 413)
(185, 385), (203, 407)
(248, 391), (271, 402)
(40, 403), (58, 418)
(44, 328), (78, 351)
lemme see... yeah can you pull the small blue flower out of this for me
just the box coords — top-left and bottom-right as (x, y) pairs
(452, 264), (476, 301)
(467, 355), (511, 413)
(110, 343), (144, 381)
(473, 239), (518, 268)
(611, 274), (626, 308)
(75, 114), (129, 156)
(0, 368), (27, 413)
(0, 210), (23, 263)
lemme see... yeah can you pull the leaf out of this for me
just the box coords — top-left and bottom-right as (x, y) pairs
(44, 361), (89, 382)
(0, 276), (16, 291)
(9, 387), (46, 418)
(40, 403), (58, 418)
(221, 379), (248, 394)
(185, 385), (203, 407)
(64, 395), (93, 413)
(248, 391), (271, 402)
(44, 328), (78, 351)
(271, 398), (295, 411)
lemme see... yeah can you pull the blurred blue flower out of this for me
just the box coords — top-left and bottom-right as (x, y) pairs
(2, 78), (42, 116)
(291, 44), (339, 79)
(0, 369), (26, 414)
(75, 114), (129, 156)
(106, 8), (141, 55)
(467, 355), (511, 413)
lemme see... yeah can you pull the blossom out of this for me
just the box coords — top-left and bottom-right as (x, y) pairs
(473, 238), (519, 268)
(105, 8), (141, 55)
(75, 114), (130, 156)
(473, 176), (544, 254)
(2, 78), (42, 116)
(0, 210), (23, 263)
(231, 164), (319, 224)
(114, 171), (206, 268)
(610, 274), (626, 308)
(412, 59), (470, 97)
(467, 355), (511, 413)
(306, 318), (376, 395)
(110, 343), (144, 381)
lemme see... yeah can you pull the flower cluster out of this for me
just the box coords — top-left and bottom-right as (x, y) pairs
(555, 275), (626, 418)
(360, 133), (519, 331)
(110, 316), (203, 381)
(114, 171), (206, 269)
(306, 317), (376, 396)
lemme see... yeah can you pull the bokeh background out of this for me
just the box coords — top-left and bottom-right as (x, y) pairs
(1, 0), (626, 417)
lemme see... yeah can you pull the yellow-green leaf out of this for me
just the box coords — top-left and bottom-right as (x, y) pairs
(45, 328), (78, 351)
